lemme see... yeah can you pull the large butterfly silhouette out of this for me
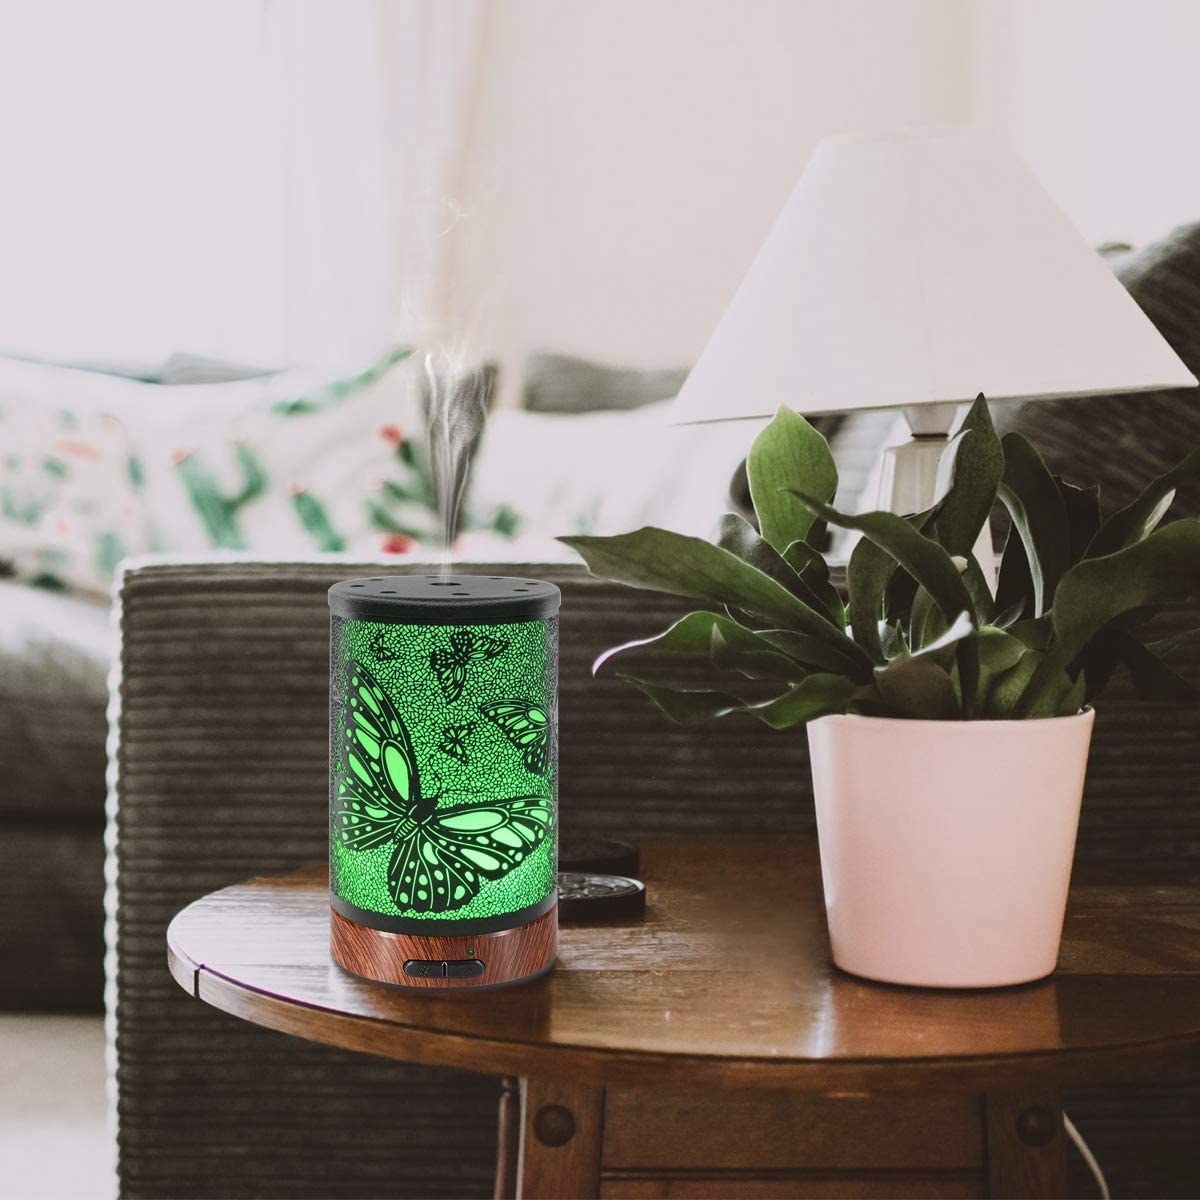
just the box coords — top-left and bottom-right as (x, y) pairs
(429, 629), (508, 702)
(480, 699), (552, 775)
(334, 661), (552, 914)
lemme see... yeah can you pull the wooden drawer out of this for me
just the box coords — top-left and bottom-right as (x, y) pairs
(602, 1088), (984, 1171)
(600, 1171), (983, 1198)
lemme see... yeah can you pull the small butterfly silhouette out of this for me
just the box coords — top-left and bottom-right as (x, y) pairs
(480, 699), (552, 775)
(371, 631), (399, 661)
(438, 722), (475, 764)
(430, 629), (508, 701)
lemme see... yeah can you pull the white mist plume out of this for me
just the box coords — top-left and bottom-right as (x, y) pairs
(424, 350), (491, 575)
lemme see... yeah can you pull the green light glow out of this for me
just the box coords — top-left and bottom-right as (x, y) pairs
(330, 615), (558, 925)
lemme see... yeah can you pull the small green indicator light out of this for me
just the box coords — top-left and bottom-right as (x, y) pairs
(467, 948), (476, 958)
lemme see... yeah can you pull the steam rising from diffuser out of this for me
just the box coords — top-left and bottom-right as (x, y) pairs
(424, 353), (491, 572)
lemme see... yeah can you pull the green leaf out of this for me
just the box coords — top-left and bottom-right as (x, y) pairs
(616, 675), (747, 725)
(983, 650), (1042, 718)
(874, 658), (960, 719)
(846, 534), (893, 663)
(931, 394), (1004, 556)
(1088, 627), (1197, 703)
(710, 625), (806, 680)
(992, 598), (1026, 630)
(983, 648), (1081, 719)
(743, 674), (858, 729)
(907, 586), (946, 651)
(889, 610), (973, 668)
(560, 527), (873, 672)
(995, 521), (1035, 623)
(975, 626), (1027, 701)
(782, 538), (846, 628)
(789, 494), (977, 627)
(1050, 520), (1200, 662)
(996, 433), (1071, 617)
(1088, 447), (1200, 557)
(1057, 477), (1102, 562)
(879, 620), (909, 659)
(747, 407), (837, 553)
(616, 671), (855, 728)
(872, 612), (972, 720)
(1018, 519), (1200, 714)
(1024, 667), (1087, 719)
(756, 628), (873, 676)
(1009, 616), (1052, 651)
(717, 513), (839, 624)
(960, 555), (996, 629)
(593, 610), (789, 675)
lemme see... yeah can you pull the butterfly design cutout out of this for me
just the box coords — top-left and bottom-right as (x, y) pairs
(429, 629), (508, 702)
(479, 699), (552, 776)
(438, 722), (475, 764)
(335, 661), (552, 914)
(370, 631), (399, 661)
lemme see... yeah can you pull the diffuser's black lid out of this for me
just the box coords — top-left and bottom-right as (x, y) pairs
(328, 574), (560, 624)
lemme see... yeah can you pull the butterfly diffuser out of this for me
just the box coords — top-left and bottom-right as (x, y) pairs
(328, 574), (559, 989)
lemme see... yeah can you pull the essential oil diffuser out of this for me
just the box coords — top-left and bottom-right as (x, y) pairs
(327, 574), (559, 989)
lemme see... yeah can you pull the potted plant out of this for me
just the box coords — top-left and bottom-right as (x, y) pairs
(560, 396), (1200, 987)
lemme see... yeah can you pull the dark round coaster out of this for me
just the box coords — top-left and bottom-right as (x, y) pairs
(556, 872), (646, 923)
(558, 837), (640, 877)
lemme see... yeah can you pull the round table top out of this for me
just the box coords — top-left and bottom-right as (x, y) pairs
(167, 837), (1200, 1092)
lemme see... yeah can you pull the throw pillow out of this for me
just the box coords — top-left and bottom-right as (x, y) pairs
(464, 401), (747, 544)
(124, 345), (444, 557)
(0, 358), (151, 595)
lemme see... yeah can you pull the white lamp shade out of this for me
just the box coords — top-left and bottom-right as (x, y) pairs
(672, 129), (1197, 424)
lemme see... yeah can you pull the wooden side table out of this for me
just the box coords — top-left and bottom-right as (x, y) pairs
(167, 838), (1200, 1199)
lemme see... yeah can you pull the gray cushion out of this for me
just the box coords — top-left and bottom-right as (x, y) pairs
(522, 352), (687, 413)
(0, 581), (110, 820)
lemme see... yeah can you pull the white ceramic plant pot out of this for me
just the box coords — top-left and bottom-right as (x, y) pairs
(808, 709), (1095, 988)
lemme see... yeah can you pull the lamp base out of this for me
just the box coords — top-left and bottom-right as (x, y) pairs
(330, 905), (558, 990)
(878, 418), (995, 585)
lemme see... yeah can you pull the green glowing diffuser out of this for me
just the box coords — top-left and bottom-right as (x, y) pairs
(327, 574), (560, 989)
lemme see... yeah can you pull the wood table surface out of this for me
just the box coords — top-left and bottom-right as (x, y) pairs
(167, 836), (1200, 1096)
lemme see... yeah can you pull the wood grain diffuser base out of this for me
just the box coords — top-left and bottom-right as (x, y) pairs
(327, 574), (559, 989)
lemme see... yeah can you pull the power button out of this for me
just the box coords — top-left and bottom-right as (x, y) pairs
(402, 960), (444, 979)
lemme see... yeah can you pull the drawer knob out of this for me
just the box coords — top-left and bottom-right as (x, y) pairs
(533, 1104), (576, 1147)
(1016, 1104), (1057, 1147)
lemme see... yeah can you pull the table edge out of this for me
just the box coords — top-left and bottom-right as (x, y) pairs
(166, 936), (1200, 1094)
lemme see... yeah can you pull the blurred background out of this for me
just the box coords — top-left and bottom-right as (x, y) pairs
(2, 3), (1198, 1198)
(4, 0), (1198, 379)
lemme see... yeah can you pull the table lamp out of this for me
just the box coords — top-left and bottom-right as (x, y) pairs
(671, 128), (1196, 569)
(328, 574), (559, 989)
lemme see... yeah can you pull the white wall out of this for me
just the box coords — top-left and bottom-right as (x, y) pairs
(437, 0), (1200, 397)
(440, 0), (971, 391)
(970, 0), (1200, 247)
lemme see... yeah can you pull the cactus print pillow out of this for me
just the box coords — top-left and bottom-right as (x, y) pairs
(0, 360), (152, 595)
(126, 345), (444, 558)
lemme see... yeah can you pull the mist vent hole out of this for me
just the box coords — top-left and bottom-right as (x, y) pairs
(430, 581), (463, 587)
(514, 587), (529, 592)
(453, 592), (469, 596)
(379, 590), (396, 594)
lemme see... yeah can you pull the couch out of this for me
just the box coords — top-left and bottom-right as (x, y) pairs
(108, 557), (1200, 1199)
